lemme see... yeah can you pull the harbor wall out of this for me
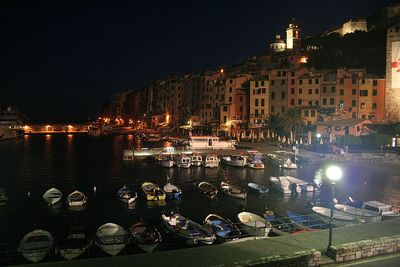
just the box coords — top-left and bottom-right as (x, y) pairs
(327, 234), (400, 263)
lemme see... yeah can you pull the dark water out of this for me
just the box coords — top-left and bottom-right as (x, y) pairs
(0, 134), (399, 261)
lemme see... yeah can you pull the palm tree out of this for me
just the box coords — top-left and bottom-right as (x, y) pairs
(278, 108), (306, 138)
(266, 113), (282, 135)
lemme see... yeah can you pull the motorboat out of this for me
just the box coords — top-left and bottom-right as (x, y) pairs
(266, 152), (298, 169)
(0, 107), (24, 141)
(157, 153), (174, 168)
(281, 157), (297, 169)
(117, 185), (137, 204)
(203, 214), (241, 241)
(334, 203), (382, 223)
(311, 206), (358, 227)
(56, 222), (92, 260)
(345, 198), (400, 219)
(188, 135), (236, 150)
(43, 187), (62, 205)
(247, 183), (269, 194)
(141, 182), (166, 201)
(129, 219), (162, 253)
(246, 151), (265, 169)
(0, 187), (8, 205)
(67, 190), (87, 207)
(264, 211), (312, 236)
(174, 154), (191, 168)
(163, 177), (182, 199)
(95, 223), (128, 256)
(237, 212), (271, 237)
(191, 154), (203, 167)
(204, 154), (219, 168)
(269, 176), (315, 194)
(220, 181), (247, 200)
(18, 229), (54, 263)
(223, 155), (247, 167)
(161, 212), (216, 245)
(197, 181), (218, 199)
(285, 211), (329, 229)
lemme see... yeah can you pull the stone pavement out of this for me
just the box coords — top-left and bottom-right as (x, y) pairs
(18, 218), (400, 267)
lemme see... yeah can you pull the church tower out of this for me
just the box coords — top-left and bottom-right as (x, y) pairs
(286, 19), (301, 51)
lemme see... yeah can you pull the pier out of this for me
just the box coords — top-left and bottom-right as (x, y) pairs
(23, 124), (90, 134)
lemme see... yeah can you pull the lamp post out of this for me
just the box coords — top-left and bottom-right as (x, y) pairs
(326, 165), (343, 251)
(316, 133), (321, 154)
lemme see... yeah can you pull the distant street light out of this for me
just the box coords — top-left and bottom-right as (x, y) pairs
(326, 165), (343, 250)
(316, 133), (321, 154)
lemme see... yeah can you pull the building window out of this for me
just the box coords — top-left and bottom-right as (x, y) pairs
(352, 78), (356, 84)
(261, 109), (264, 114)
(281, 80), (285, 85)
(224, 116), (227, 123)
(298, 99), (302, 105)
(229, 87), (233, 93)
(330, 98), (335, 105)
(229, 96), (232, 102)
(257, 89), (261, 94)
(352, 89), (356, 95)
(373, 89), (377, 96)
(373, 80), (377, 86)
(308, 79), (312, 84)
(360, 90), (368, 96)
(299, 88), (302, 94)
(308, 101), (313, 106)
(299, 79), (303, 85)
(308, 88), (312, 94)
(352, 112), (356, 118)
(271, 106), (275, 113)
(360, 102), (365, 109)
(255, 99), (258, 106)
(290, 99), (294, 106)
(223, 106), (228, 112)
(253, 89), (255, 95)
(372, 103), (377, 109)
(331, 86), (336, 93)
(340, 89), (344, 95)
(352, 100), (356, 107)
(262, 88), (266, 94)
(230, 79), (233, 84)
(261, 81), (265, 86)
(291, 79), (295, 85)
(322, 98), (327, 105)
(271, 92), (275, 100)
(311, 110), (316, 117)
(315, 88), (319, 94)
(339, 100), (344, 106)
(291, 88), (295, 94)
(322, 86), (327, 93)
(255, 81), (259, 87)
(315, 79), (319, 84)
(271, 80), (275, 85)
(255, 109), (258, 115)
(361, 79), (365, 84)
(315, 100), (319, 106)
(340, 79), (344, 85)
(261, 99), (265, 106)
(281, 92), (286, 99)
(304, 110), (309, 116)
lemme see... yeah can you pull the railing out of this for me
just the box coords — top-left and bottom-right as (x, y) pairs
(0, 214), (332, 266)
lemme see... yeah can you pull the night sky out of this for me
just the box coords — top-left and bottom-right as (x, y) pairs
(0, 0), (396, 121)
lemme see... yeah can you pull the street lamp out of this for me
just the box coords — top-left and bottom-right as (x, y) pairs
(326, 165), (343, 250)
(316, 133), (321, 154)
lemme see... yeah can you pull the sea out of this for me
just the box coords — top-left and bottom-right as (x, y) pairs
(0, 134), (399, 264)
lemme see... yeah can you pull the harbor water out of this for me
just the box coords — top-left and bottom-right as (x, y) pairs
(0, 134), (399, 263)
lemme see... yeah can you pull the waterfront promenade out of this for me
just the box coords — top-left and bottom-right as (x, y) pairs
(17, 218), (400, 267)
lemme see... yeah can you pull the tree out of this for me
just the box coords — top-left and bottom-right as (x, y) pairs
(277, 108), (306, 137)
(266, 113), (282, 135)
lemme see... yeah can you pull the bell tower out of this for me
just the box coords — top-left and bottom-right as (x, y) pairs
(286, 19), (301, 51)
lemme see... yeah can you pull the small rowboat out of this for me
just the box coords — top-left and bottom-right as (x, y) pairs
(163, 177), (182, 200)
(43, 187), (62, 205)
(142, 182), (166, 201)
(237, 212), (271, 237)
(197, 181), (218, 199)
(204, 213), (241, 241)
(117, 185), (137, 204)
(129, 219), (162, 253)
(247, 183), (269, 194)
(220, 181), (247, 200)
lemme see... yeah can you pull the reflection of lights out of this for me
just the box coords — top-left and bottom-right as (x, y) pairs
(24, 134), (30, 139)
(68, 134), (73, 138)
(45, 134), (51, 140)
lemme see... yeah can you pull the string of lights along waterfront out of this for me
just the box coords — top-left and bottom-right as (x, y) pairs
(0, 134), (399, 263)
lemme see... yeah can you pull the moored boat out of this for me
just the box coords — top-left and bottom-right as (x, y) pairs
(285, 211), (329, 229)
(67, 190), (87, 207)
(311, 206), (358, 227)
(197, 181), (218, 199)
(95, 223), (128, 256)
(174, 154), (191, 168)
(264, 211), (311, 236)
(56, 222), (92, 260)
(18, 229), (54, 263)
(223, 155), (247, 167)
(246, 151), (265, 169)
(142, 182), (166, 201)
(237, 212), (271, 237)
(247, 183), (269, 194)
(43, 188), (62, 205)
(203, 213), (241, 241)
(129, 219), (162, 253)
(191, 154), (203, 167)
(269, 176), (315, 194)
(204, 154), (219, 168)
(157, 153), (174, 168)
(334, 203), (382, 223)
(161, 212), (216, 245)
(163, 177), (182, 199)
(220, 181), (247, 200)
(345, 198), (400, 219)
(117, 185), (137, 204)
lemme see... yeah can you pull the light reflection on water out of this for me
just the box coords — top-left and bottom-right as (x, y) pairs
(0, 134), (399, 245)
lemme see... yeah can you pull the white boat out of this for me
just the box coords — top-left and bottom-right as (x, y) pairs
(334, 203), (382, 223)
(188, 136), (236, 150)
(95, 223), (128, 256)
(175, 154), (191, 168)
(237, 212), (271, 237)
(117, 185), (137, 204)
(157, 153), (174, 168)
(191, 154), (203, 167)
(269, 176), (315, 194)
(204, 155), (219, 168)
(163, 177), (182, 199)
(161, 212), (216, 245)
(43, 188), (62, 205)
(266, 152), (297, 169)
(56, 223), (92, 260)
(0, 107), (23, 141)
(0, 187), (8, 205)
(282, 158), (297, 169)
(223, 155), (247, 167)
(312, 206), (358, 226)
(67, 190), (87, 207)
(246, 151), (265, 169)
(346, 199), (400, 219)
(18, 229), (54, 263)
